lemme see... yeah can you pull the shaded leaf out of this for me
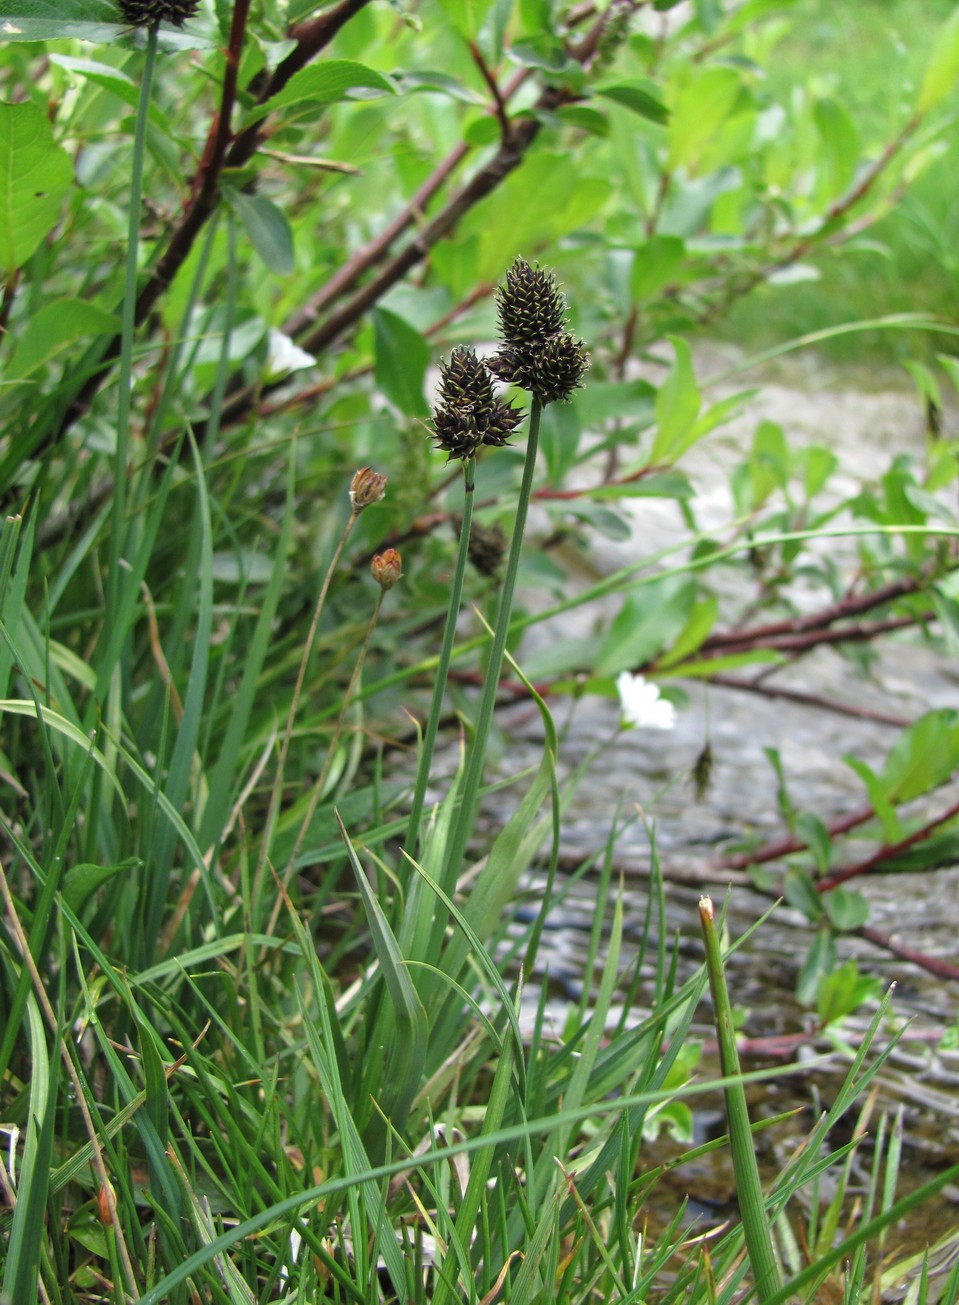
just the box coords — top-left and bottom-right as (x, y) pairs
(227, 190), (294, 275)
(595, 575), (696, 676)
(372, 307), (430, 417)
(630, 235), (685, 301)
(6, 298), (119, 380)
(258, 60), (395, 119)
(595, 79), (669, 125)
(0, 102), (74, 272)
(918, 9), (959, 112)
(651, 336), (700, 462)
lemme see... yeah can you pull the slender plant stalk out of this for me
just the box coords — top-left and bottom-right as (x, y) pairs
(252, 508), (360, 920)
(100, 22), (158, 694)
(699, 895), (783, 1303)
(440, 397), (542, 895)
(269, 587), (387, 933)
(405, 456), (476, 854)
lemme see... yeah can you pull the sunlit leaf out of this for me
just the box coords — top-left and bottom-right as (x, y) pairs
(651, 337), (701, 462)
(918, 9), (959, 112)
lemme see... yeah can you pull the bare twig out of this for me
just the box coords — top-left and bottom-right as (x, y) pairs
(817, 795), (959, 892)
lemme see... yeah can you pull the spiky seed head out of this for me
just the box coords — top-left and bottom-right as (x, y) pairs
(371, 549), (403, 591)
(467, 521), (508, 577)
(431, 345), (525, 462)
(487, 330), (589, 406)
(496, 256), (568, 348)
(117, 0), (200, 26)
(531, 330), (590, 404)
(349, 466), (387, 512)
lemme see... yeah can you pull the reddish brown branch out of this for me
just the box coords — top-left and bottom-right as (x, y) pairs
(283, 141), (472, 338)
(705, 674), (911, 730)
(702, 575), (928, 650)
(695, 612), (930, 659)
(857, 926), (959, 982)
(817, 795), (959, 892)
(715, 804), (878, 873)
(51, 0), (374, 444)
(469, 41), (511, 140)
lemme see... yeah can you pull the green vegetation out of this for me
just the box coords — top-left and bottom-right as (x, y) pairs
(1, 0), (959, 1301)
(723, 0), (959, 359)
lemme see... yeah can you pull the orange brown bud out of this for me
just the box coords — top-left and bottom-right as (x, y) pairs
(371, 549), (402, 591)
(97, 1182), (116, 1228)
(349, 467), (387, 512)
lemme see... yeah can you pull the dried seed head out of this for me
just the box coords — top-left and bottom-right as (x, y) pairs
(371, 548), (403, 591)
(430, 345), (524, 462)
(349, 466), (387, 512)
(496, 257), (568, 349)
(117, 0), (200, 26)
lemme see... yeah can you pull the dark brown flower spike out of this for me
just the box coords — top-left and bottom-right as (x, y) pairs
(430, 345), (524, 462)
(118, 0), (200, 27)
(487, 256), (590, 405)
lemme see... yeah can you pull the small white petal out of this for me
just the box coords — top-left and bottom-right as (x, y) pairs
(266, 329), (315, 378)
(616, 671), (676, 730)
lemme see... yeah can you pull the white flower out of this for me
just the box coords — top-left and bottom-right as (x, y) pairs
(616, 672), (676, 731)
(266, 329), (315, 379)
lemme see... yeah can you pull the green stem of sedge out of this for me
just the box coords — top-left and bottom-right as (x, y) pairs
(99, 22), (158, 695)
(405, 455), (476, 856)
(699, 895), (783, 1303)
(252, 509), (359, 924)
(440, 397), (543, 896)
(270, 587), (387, 933)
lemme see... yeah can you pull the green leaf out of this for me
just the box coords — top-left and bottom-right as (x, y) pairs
(796, 811), (832, 875)
(817, 959), (881, 1026)
(844, 756), (902, 843)
(595, 79), (669, 125)
(878, 709), (959, 805)
(595, 575), (695, 676)
(784, 866), (824, 923)
(918, 9), (959, 113)
(667, 66), (742, 170)
(372, 307), (430, 417)
(62, 858), (140, 916)
(630, 235), (685, 302)
(337, 811), (429, 1130)
(0, 102), (74, 273)
(6, 298), (119, 380)
(468, 152), (612, 279)
(823, 888), (869, 933)
(0, 0), (118, 42)
(802, 445), (839, 499)
(593, 469), (694, 500)
(556, 105), (609, 137)
(258, 60), (395, 119)
(651, 337), (700, 462)
(432, 0), (495, 38)
(668, 648), (785, 677)
(227, 190), (294, 275)
(2, 996), (58, 1305)
(658, 594), (718, 666)
(694, 0), (722, 34)
(813, 97), (860, 198)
